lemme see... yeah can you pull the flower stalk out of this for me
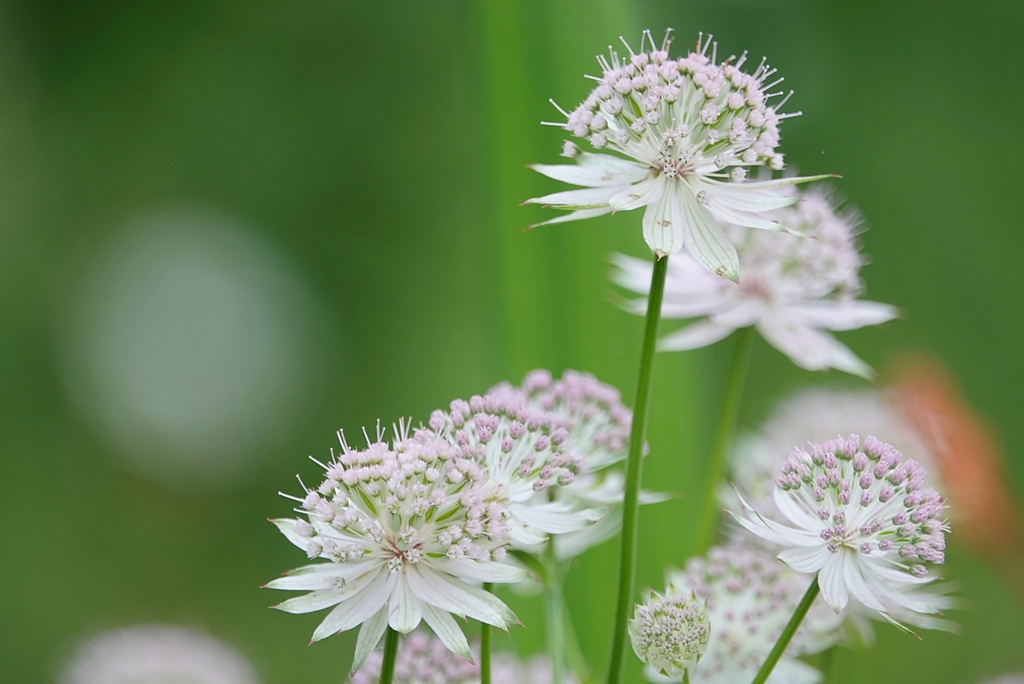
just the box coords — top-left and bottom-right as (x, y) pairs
(606, 254), (670, 684)
(378, 628), (400, 684)
(544, 548), (566, 684)
(481, 583), (493, 684)
(749, 576), (820, 684)
(694, 326), (754, 554)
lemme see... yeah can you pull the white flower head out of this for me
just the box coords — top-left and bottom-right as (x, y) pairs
(349, 631), (577, 684)
(268, 421), (527, 668)
(526, 29), (830, 278)
(629, 584), (711, 680)
(489, 369), (651, 559)
(724, 387), (939, 539)
(428, 391), (601, 549)
(612, 187), (897, 378)
(652, 546), (841, 684)
(60, 625), (258, 684)
(731, 435), (951, 627)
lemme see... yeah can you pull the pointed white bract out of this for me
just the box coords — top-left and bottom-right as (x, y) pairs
(646, 546), (840, 684)
(525, 29), (828, 277)
(730, 435), (951, 627)
(268, 421), (526, 665)
(59, 625), (259, 684)
(612, 188), (897, 377)
(629, 584), (710, 680)
(488, 369), (665, 559)
(349, 631), (577, 684)
(428, 391), (602, 549)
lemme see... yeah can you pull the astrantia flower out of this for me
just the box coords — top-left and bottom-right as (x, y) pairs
(60, 625), (258, 684)
(652, 546), (841, 684)
(268, 422), (526, 666)
(612, 187), (897, 377)
(350, 631), (577, 684)
(724, 387), (937, 531)
(732, 435), (950, 625)
(428, 392), (600, 548)
(525, 29), (829, 278)
(489, 369), (645, 559)
(629, 584), (710, 679)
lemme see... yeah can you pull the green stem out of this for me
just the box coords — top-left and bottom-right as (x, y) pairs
(750, 576), (820, 684)
(378, 627), (400, 684)
(605, 255), (669, 684)
(683, 669), (691, 684)
(694, 326), (754, 555)
(544, 558), (566, 684)
(481, 583), (493, 684)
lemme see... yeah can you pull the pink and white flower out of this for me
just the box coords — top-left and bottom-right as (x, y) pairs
(612, 188), (897, 378)
(525, 30), (828, 278)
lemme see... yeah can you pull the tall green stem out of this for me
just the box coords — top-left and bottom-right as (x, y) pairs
(378, 627), (400, 684)
(694, 326), (754, 554)
(750, 576), (820, 684)
(605, 255), (669, 684)
(544, 558), (566, 684)
(481, 583), (493, 684)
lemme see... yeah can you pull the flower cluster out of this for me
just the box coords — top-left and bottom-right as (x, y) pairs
(659, 546), (841, 684)
(269, 422), (526, 665)
(733, 435), (950, 623)
(629, 585), (710, 679)
(349, 631), (577, 684)
(612, 187), (897, 377)
(526, 30), (826, 277)
(60, 625), (259, 684)
(724, 387), (938, 541)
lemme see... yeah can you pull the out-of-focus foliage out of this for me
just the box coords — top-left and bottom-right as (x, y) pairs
(0, 1), (1022, 683)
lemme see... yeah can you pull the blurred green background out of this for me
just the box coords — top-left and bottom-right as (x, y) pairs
(2, 1), (1023, 682)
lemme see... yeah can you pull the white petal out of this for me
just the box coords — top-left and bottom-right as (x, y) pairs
(274, 566), (382, 614)
(577, 151), (651, 176)
(609, 252), (655, 294)
(789, 301), (899, 331)
(351, 607), (389, 672)
(434, 557), (529, 584)
(773, 487), (826, 531)
(609, 177), (664, 212)
(679, 186), (739, 280)
(767, 658), (824, 684)
(387, 577), (423, 633)
(531, 155), (647, 187)
(421, 602), (473, 660)
(642, 189), (686, 256)
(524, 185), (620, 209)
(757, 316), (874, 379)
(842, 557), (887, 612)
(554, 513), (621, 560)
(723, 173), (835, 191)
(311, 568), (395, 641)
(529, 206), (613, 228)
(405, 565), (516, 628)
(512, 501), (595, 534)
(266, 561), (380, 591)
(692, 177), (799, 213)
(272, 518), (312, 551)
(818, 553), (849, 612)
(778, 545), (831, 574)
(658, 320), (736, 351)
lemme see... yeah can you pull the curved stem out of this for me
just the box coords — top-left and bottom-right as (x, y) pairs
(750, 576), (820, 684)
(605, 255), (669, 684)
(481, 583), (493, 684)
(378, 627), (400, 684)
(694, 326), (754, 555)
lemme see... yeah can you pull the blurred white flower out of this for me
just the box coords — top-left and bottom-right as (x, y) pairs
(629, 584), (710, 680)
(349, 631), (577, 684)
(731, 435), (950, 627)
(526, 29), (827, 277)
(651, 546), (841, 684)
(268, 422), (526, 666)
(60, 625), (258, 684)
(612, 188), (896, 378)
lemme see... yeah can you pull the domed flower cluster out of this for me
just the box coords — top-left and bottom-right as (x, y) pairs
(428, 390), (600, 548)
(269, 421), (527, 665)
(612, 187), (897, 378)
(489, 369), (650, 559)
(60, 625), (259, 684)
(732, 435), (950, 623)
(349, 631), (577, 684)
(724, 387), (938, 541)
(526, 30), (828, 277)
(629, 585), (710, 679)
(658, 546), (841, 684)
